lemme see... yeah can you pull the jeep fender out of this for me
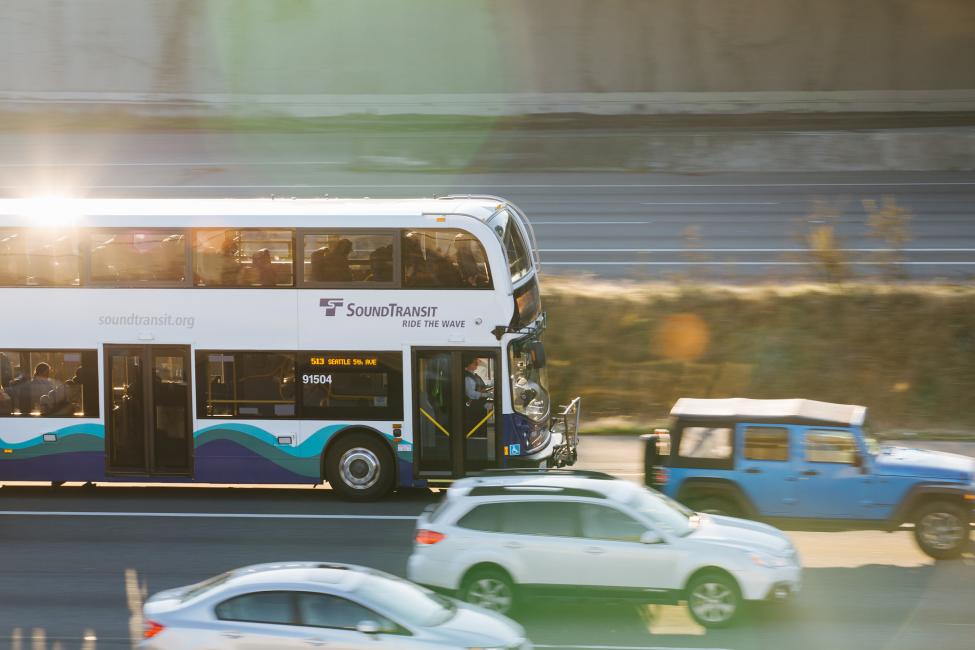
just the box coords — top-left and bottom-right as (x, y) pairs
(886, 483), (975, 530)
(675, 478), (759, 519)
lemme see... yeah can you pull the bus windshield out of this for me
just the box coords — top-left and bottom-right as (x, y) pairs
(489, 209), (532, 284)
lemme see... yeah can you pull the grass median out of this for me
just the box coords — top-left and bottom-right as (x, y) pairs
(542, 277), (975, 435)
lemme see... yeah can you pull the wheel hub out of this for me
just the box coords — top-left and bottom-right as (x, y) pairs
(919, 512), (965, 550)
(339, 448), (381, 490)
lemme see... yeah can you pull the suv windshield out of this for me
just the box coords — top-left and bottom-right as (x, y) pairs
(489, 209), (532, 283)
(355, 574), (455, 628)
(626, 486), (697, 537)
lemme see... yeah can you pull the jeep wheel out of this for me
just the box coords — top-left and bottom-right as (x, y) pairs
(690, 497), (741, 518)
(913, 500), (970, 560)
(325, 433), (394, 502)
(686, 572), (742, 628)
(461, 568), (516, 615)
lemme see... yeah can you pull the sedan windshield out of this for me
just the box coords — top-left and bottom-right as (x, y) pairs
(626, 487), (697, 537)
(355, 574), (455, 628)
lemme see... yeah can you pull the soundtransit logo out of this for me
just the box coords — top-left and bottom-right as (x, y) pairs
(319, 298), (345, 316)
(319, 297), (439, 319)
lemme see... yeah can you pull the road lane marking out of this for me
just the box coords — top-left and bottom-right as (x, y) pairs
(0, 510), (418, 520)
(640, 201), (779, 205)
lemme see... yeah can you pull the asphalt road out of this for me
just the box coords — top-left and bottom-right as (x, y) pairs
(1, 131), (974, 279)
(0, 436), (973, 650)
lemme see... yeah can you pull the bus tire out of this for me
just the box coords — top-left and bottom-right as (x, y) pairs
(325, 432), (395, 502)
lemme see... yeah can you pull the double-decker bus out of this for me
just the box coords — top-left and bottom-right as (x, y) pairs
(0, 196), (578, 500)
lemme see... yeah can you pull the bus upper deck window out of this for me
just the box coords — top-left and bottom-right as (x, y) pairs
(401, 229), (492, 289)
(302, 232), (395, 285)
(0, 229), (80, 287)
(194, 229), (294, 288)
(90, 229), (187, 285)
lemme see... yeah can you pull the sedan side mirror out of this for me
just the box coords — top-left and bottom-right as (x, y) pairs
(640, 531), (663, 545)
(356, 620), (381, 635)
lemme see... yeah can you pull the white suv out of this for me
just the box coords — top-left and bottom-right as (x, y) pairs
(407, 470), (801, 628)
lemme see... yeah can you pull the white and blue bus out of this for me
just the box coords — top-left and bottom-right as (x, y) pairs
(0, 196), (578, 500)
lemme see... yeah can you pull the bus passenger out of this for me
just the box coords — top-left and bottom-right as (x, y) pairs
(367, 244), (393, 282)
(0, 384), (11, 415)
(310, 246), (328, 281)
(455, 234), (488, 288)
(321, 239), (353, 281)
(28, 363), (55, 414)
(463, 358), (493, 437)
(250, 248), (277, 286)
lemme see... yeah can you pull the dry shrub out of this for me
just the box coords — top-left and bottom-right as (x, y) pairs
(541, 277), (975, 430)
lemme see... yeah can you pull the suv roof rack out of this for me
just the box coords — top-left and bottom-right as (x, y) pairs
(468, 485), (607, 499)
(467, 468), (616, 480)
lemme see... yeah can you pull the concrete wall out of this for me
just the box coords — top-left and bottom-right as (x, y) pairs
(1, 0), (974, 115)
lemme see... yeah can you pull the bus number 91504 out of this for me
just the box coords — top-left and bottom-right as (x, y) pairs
(302, 374), (333, 385)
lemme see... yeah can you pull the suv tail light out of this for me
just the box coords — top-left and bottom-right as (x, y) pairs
(415, 529), (445, 545)
(143, 620), (165, 639)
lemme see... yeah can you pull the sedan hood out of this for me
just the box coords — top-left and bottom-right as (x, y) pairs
(431, 601), (526, 648)
(689, 514), (793, 556)
(874, 446), (975, 482)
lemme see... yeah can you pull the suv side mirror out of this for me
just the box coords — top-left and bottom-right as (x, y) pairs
(356, 620), (381, 635)
(640, 531), (663, 545)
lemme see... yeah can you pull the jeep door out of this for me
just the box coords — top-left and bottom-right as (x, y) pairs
(735, 424), (798, 516)
(793, 427), (871, 519)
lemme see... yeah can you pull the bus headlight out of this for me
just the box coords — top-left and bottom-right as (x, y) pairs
(512, 376), (550, 423)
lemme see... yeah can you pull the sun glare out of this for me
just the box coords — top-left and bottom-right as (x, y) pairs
(15, 195), (84, 227)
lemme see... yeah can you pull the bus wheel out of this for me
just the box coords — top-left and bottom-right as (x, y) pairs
(325, 433), (394, 501)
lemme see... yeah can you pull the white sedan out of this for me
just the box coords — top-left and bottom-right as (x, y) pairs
(139, 562), (530, 649)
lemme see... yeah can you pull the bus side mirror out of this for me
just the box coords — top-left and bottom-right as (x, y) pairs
(853, 451), (867, 474)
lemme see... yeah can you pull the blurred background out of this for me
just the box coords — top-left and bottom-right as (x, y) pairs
(3, 0), (974, 431)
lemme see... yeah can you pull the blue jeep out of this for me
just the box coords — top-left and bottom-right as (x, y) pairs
(644, 398), (975, 559)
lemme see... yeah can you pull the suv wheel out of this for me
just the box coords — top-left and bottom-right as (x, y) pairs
(461, 568), (516, 615)
(691, 497), (741, 518)
(325, 433), (394, 501)
(686, 572), (741, 628)
(913, 500), (970, 560)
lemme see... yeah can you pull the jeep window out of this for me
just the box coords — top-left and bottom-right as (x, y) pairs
(501, 501), (578, 537)
(743, 426), (790, 461)
(678, 427), (732, 459)
(804, 429), (858, 464)
(580, 504), (647, 542)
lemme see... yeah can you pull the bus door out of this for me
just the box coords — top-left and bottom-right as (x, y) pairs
(104, 345), (192, 476)
(413, 349), (499, 478)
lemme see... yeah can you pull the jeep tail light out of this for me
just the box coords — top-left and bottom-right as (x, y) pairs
(415, 529), (445, 545)
(654, 467), (669, 486)
(143, 620), (165, 639)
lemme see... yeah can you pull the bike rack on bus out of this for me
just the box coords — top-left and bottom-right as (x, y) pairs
(549, 396), (581, 467)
